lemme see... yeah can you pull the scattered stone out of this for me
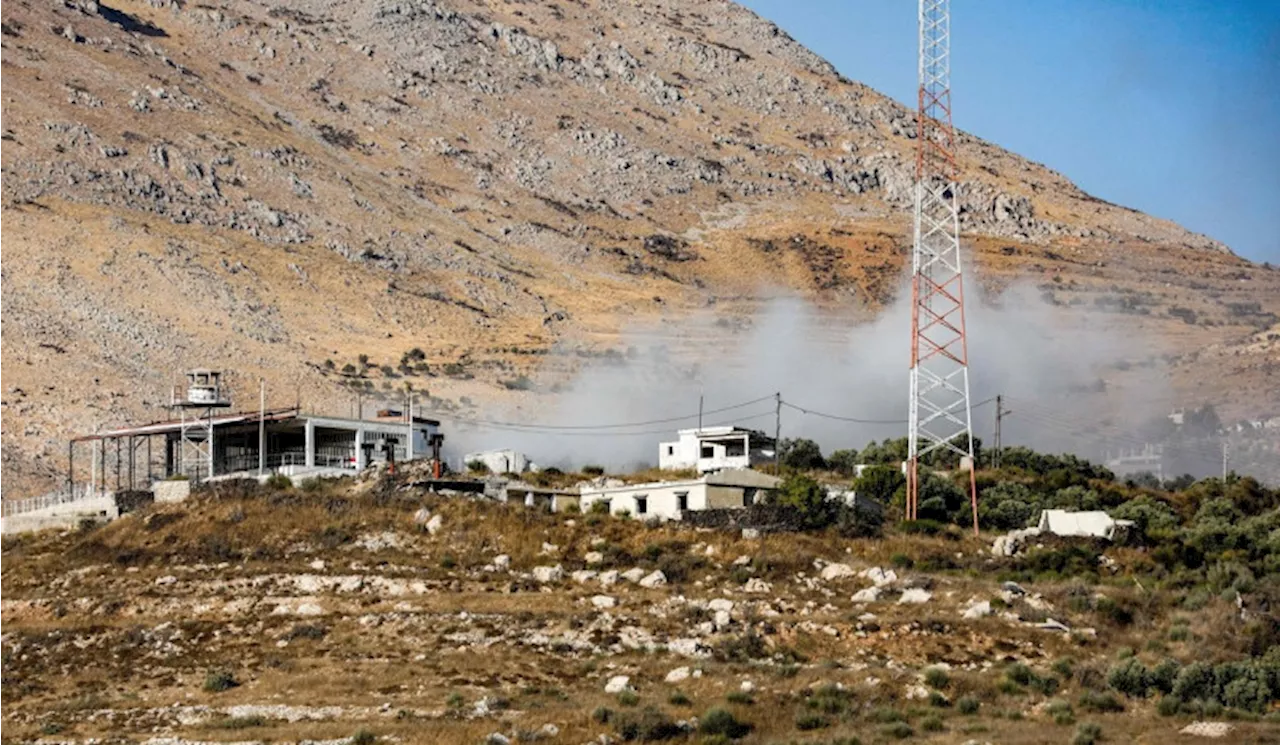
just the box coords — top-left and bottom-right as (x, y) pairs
(852, 586), (881, 603)
(1179, 722), (1234, 738)
(539, 724), (560, 738)
(732, 555), (751, 566)
(740, 680), (755, 692)
(599, 570), (620, 587)
(532, 565), (564, 583)
(309, 559), (326, 570)
(665, 666), (690, 683)
(493, 554), (511, 570)
(571, 570), (599, 584)
(741, 528), (760, 540)
(620, 567), (647, 583)
(743, 578), (771, 594)
(604, 675), (631, 694)
(425, 514), (444, 536)
(155, 575), (177, 586)
(591, 595), (617, 609)
(1002, 581), (1027, 596)
(413, 508), (432, 525)
(540, 542), (558, 554)
(708, 598), (734, 613)
(897, 588), (932, 604)
(961, 600), (992, 619)
(584, 551), (604, 565)
(819, 562), (856, 581)
(859, 567), (897, 586)
(485, 734), (511, 745)
(638, 570), (667, 588)
(904, 683), (930, 700)
(1036, 618), (1071, 632)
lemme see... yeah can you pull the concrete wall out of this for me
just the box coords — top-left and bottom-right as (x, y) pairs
(153, 480), (191, 504)
(580, 482), (707, 521)
(1, 496), (119, 535)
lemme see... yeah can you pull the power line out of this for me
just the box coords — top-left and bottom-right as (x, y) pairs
(421, 394), (776, 432)
(781, 396), (997, 425)
(439, 409), (778, 438)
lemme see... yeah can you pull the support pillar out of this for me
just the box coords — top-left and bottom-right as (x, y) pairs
(304, 419), (316, 468)
(355, 428), (366, 470)
(68, 441), (74, 494)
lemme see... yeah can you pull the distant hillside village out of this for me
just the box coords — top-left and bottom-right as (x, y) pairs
(4, 370), (1278, 536)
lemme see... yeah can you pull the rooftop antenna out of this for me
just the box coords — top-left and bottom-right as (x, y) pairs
(907, 0), (979, 534)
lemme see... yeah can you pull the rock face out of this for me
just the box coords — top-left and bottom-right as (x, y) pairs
(819, 562), (856, 581)
(1, 0), (1275, 496)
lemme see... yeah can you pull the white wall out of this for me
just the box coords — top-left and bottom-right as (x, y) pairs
(579, 482), (708, 521)
(465, 450), (531, 474)
(658, 431), (755, 473)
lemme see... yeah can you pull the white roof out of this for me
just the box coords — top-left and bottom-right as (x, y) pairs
(1037, 510), (1133, 538)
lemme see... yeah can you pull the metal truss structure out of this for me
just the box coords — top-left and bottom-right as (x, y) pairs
(907, 0), (978, 533)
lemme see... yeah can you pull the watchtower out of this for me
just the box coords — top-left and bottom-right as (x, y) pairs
(172, 369), (231, 480)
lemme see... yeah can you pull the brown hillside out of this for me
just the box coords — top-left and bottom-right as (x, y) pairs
(3, 0), (1278, 493)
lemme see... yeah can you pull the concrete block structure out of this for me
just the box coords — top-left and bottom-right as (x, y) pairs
(578, 468), (780, 521)
(658, 426), (776, 474)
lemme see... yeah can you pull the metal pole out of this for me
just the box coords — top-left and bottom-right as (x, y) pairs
(773, 392), (781, 472)
(115, 437), (121, 491)
(128, 436), (135, 490)
(259, 378), (266, 476)
(147, 436), (152, 484)
(698, 394), (704, 432)
(68, 441), (74, 494)
(407, 392), (414, 461)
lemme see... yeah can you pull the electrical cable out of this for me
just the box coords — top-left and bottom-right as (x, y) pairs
(420, 394), (776, 432)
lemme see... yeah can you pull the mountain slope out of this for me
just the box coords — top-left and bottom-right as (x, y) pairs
(3, 0), (1278, 493)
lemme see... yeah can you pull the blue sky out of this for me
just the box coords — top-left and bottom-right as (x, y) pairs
(738, 1), (1280, 264)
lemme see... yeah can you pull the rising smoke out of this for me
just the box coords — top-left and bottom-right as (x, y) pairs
(444, 276), (1175, 473)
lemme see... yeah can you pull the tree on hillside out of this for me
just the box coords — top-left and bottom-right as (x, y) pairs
(827, 448), (861, 476)
(854, 465), (905, 506)
(778, 438), (825, 471)
(772, 474), (834, 530)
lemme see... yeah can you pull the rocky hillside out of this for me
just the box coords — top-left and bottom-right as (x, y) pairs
(4, 471), (1279, 743)
(3, 0), (1279, 494)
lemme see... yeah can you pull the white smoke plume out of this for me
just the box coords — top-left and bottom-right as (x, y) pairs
(443, 276), (1174, 473)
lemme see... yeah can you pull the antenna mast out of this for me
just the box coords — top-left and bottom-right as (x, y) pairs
(907, 0), (978, 533)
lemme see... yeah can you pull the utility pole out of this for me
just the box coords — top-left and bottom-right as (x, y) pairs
(698, 394), (704, 432)
(258, 378), (266, 476)
(1222, 439), (1229, 480)
(993, 395), (1011, 469)
(774, 392), (782, 473)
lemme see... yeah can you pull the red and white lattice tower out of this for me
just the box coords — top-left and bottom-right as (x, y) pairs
(907, 0), (978, 533)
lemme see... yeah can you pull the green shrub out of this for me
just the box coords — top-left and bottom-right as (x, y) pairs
(927, 691), (949, 708)
(923, 667), (950, 689)
(808, 684), (855, 715)
(613, 706), (682, 741)
(351, 730), (378, 745)
(1149, 659), (1180, 694)
(299, 477), (324, 493)
(1006, 663), (1035, 687)
(1106, 658), (1150, 697)
(890, 552), (915, 568)
(1072, 722), (1103, 745)
(882, 721), (915, 739)
(264, 473), (292, 490)
(1046, 699), (1074, 726)
(668, 691), (691, 707)
(216, 715), (267, 729)
(868, 707), (904, 723)
(957, 696), (980, 715)
(794, 712), (829, 731)
(699, 707), (751, 739)
(1157, 695), (1181, 716)
(920, 714), (943, 732)
(725, 691), (753, 705)
(617, 690), (640, 707)
(592, 706), (615, 724)
(582, 465), (605, 476)
(1053, 658), (1076, 679)
(439, 554), (456, 569)
(1077, 690), (1124, 713)
(203, 670), (238, 693)
(1171, 662), (1216, 702)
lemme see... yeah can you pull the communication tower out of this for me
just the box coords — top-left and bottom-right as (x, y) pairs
(173, 369), (231, 481)
(907, 0), (978, 533)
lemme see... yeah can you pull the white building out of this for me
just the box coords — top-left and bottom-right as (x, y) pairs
(577, 468), (781, 521)
(464, 449), (537, 475)
(1037, 510), (1135, 541)
(658, 426), (776, 473)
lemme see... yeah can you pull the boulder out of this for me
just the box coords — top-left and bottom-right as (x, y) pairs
(859, 567), (897, 586)
(665, 666), (691, 683)
(743, 578), (771, 594)
(741, 528), (760, 539)
(708, 598), (734, 613)
(638, 570), (667, 588)
(584, 551), (605, 565)
(425, 514), (444, 536)
(820, 563), (856, 581)
(493, 554), (511, 570)
(620, 567), (647, 583)
(1179, 722), (1234, 738)
(599, 570), (620, 587)
(897, 588), (932, 604)
(961, 600), (992, 619)
(592, 595), (617, 609)
(604, 675), (631, 694)
(532, 565), (563, 583)
(571, 570), (599, 584)
(851, 586), (881, 603)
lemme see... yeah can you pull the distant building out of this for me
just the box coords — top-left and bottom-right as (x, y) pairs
(577, 468), (781, 521)
(658, 426), (776, 473)
(1037, 510), (1134, 541)
(464, 449), (537, 475)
